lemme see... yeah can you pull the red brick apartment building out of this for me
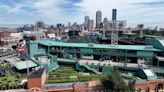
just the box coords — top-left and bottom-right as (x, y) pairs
(0, 31), (10, 38)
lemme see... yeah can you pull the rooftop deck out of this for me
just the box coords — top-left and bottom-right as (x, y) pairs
(57, 58), (149, 69)
(79, 60), (149, 68)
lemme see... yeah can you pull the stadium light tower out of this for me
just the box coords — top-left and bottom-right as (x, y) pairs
(111, 9), (126, 45)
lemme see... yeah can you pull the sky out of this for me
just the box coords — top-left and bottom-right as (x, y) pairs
(0, 0), (164, 27)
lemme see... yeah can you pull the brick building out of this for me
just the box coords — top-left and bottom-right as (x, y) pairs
(136, 79), (164, 91)
(28, 68), (46, 91)
(0, 31), (10, 38)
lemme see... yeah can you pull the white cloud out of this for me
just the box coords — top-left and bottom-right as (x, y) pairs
(8, 4), (23, 13)
(73, 0), (164, 27)
(0, 0), (164, 27)
(22, 0), (83, 24)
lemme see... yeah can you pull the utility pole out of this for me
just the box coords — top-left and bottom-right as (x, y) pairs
(26, 55), (30, 76)
(26, 60), (29, 76)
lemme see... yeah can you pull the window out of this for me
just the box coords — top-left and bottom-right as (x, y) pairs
(156, 73), (159, 76)
(38, 44), (45, 49)
(158, 83), (163, 90)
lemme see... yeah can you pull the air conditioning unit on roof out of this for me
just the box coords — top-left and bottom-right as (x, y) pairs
(88, 43), (94, 47)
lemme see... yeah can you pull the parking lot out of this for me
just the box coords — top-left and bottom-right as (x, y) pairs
(0, 48), (17, 63)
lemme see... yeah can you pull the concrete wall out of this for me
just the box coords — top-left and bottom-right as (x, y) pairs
(43, 84), (105, 92)
(41, 69), (46, 86)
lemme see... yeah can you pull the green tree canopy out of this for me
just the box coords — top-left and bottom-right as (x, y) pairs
(101, 71), (136, 92)
(133, 29), (164, 36)
(0, 39), (5, 46)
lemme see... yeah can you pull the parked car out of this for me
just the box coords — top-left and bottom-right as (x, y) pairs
(0, 70), (6, 77)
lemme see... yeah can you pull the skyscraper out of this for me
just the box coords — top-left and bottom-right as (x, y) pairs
(84, 16), (89, 30)
(103, 17), (108, 24)
(96, 11), (102, 29)
(89, 20), (94, 32)
(36, 21), (44, 29)
(112, 9), (117, 21)
(111, 9), (118, 45)
(103, 17), (108, 30)
(138, 24), (144, 37)
(68, 22), (71, 28)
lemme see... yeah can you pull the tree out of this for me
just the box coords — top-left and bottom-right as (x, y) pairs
(0, 65), (2, 71)
(0, 39), (5, 46)
(133, 29), (164, 36)
(128, 79), (136, 92)
(101, 71), (136, 92)
(101, 71), (127, 91)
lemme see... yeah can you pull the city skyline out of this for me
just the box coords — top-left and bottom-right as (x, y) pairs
(0, 0), (164, 27)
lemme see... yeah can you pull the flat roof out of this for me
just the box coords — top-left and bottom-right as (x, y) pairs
(28, 68), (45, 78)
(37, 40), (161, 51)
(5, 58), (38, 70)
(150, 66), (164, 73)
(156, 56), (164, 61)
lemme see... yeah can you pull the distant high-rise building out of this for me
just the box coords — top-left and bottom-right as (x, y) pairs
(100, 22), (104, 29)
(103, 17), (108, 30)
(84, 16), (90, 30)
(89, 20), (94, 32)
(96, 11), (102, 29)
(57, 24), (62, 28)
(138, 24), (144, 37)
(68, 22), (71, 28)
(112, 9), (117, 21)
(111, 9), (118, 45)
(118, 21), (126, 29)
(36, 21), (44, 29)
(103, 18), (108, 24)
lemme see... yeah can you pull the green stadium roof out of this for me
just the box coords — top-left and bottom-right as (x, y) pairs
(37, 40), (161, 51)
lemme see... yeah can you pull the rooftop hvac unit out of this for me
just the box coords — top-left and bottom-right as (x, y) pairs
(88, 43), (94, 47)
(145, 46), (153, 49)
